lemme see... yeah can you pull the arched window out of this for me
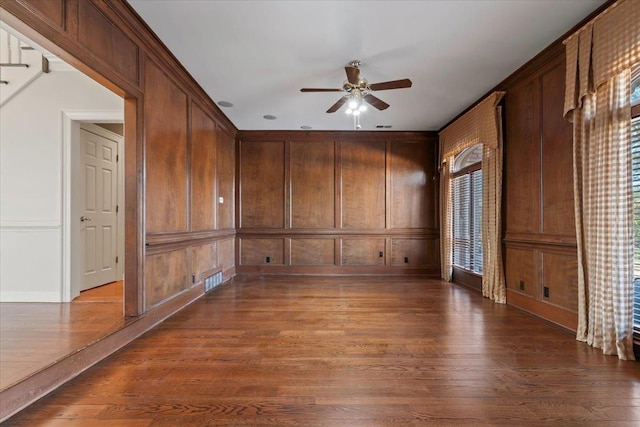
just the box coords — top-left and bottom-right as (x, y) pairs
(452, 144), (483, 274)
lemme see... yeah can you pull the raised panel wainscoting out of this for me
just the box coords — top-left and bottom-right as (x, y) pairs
(236, 131), (439, 276)
(501, 52), (578, 330)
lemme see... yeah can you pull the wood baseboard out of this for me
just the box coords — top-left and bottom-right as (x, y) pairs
(0, 284), (206, 422)
(452, 267), (482, 292)
(507, 289), (578, 332)
(236, 265), (440, 276)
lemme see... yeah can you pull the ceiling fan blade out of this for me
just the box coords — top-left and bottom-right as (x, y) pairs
(345, 66), (360, 85)
(364, 94), (390, 111)
(327, 96), (347, 113)
(369, 79), (412, 91)
(300, 88), (343, 92)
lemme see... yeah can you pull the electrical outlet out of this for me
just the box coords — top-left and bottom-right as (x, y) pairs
(543, 286), (550, 298)
(192, 274), (196, 284)
(379, 251), (384, 258)
(265, 256), (271, 263)
(519, 280), (525, 290)
(404, 257), (409, 264)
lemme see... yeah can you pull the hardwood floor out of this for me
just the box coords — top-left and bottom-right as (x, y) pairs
(73, 281), (124, 303)
(4, 276), (640, 426)
(0, 284), (124, 391)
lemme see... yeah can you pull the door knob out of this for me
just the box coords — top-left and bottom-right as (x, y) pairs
(80, 216), (92, 222)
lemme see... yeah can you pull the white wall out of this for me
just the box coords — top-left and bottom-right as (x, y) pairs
(0, 68), (122, 302)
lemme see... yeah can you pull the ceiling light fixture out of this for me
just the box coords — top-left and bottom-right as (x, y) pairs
(301, 59), (412, 131)
(344, 91), (365, 129)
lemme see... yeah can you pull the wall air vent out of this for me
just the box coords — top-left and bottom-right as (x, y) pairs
(204, 271), (223, 293)
(375, 125), (393, 129)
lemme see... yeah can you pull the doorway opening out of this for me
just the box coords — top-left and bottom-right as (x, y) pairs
(63, 117), (125, 303)
(0, 21), (134, 392)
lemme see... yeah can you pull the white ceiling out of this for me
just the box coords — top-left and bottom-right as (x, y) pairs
(129, 0), (604, 132)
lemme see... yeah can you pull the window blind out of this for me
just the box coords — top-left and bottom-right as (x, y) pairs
(453, 174), (471, 270)
(632, 115), (640, 334)
(472, 170), (483, 274)
(453, 170), (483, 274)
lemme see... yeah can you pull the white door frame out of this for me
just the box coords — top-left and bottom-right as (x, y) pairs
(62, 110), (124, 302)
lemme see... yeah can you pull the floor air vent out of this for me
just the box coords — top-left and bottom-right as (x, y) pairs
(204, 271), (223, 293)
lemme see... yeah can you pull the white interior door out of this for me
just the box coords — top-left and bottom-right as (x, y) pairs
(80, 127), (118, 291)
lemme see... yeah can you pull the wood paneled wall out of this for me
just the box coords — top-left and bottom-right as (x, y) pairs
(500, 47), (578, 330)
(236, 131), (440, 275)
(444, 1), (613, 331)
(0, 0), (237, 315)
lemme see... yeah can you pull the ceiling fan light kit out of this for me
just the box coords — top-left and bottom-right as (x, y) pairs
(301, 59), (412, 130)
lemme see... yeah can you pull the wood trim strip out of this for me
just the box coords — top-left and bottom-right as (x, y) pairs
(504, 232), (577, 247)
(238, 130), (437, 143)
(124, 95), (143, 317)
(0, 283), (206, 422)
(385, 140), (392, 230)
(186, 99), (193, 232)
(284, 237), (291, 266)
(534, 70), (543, 234)
(236, 266), (440, 276)
(284, 140), (291, 229)
(335, 139), (342, 229)
(235, 137), (242, 229)
(146, 229), (236, 244)
(145, 232), (236, 255)
(237, 229), (440, 237)
(507, 289), (578, 332)
(213, 121), (219, 231)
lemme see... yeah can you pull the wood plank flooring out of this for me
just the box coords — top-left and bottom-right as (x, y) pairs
(5, 276), (640, 426)
(73, 281), (123, 303)
(0, 285), (124, 390)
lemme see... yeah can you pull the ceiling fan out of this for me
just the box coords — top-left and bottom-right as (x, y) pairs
(300, 60), (412, 117)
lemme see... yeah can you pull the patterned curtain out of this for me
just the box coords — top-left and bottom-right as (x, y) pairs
(481, 107), (505, 303)
(439, 156), (453, 282)
(564, 0), (638, 360)
(439, 92), (506, 303)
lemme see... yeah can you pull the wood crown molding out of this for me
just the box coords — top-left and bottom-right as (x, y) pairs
(104, 0), (237, 135)
(237, 130), (438, 142)
(438, 0), (617, 132)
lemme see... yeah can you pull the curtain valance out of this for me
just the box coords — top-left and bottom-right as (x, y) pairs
(564, 0), (640, 120)
(439, 91), (505, 162)
(438, 91), (506, 303)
